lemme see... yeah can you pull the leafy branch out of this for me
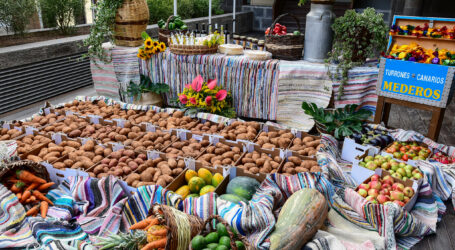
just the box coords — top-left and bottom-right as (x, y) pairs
(124, 74), (170, 100)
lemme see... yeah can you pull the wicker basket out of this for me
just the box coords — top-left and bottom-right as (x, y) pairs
(265, 13), (304, 60)
(191, 215), (250, 250)
(158, 15), (188, 46)
(169, 44), (218, 55)
(114, 0), (150, 47)
(0, 160), (51, 182)
(148, 204), (204, 250)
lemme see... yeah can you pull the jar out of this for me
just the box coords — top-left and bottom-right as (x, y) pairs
(252, 38), (258, 50)
(240, 36), (247, 49)
(233, 34), (240, 45)
(246, 37), (253, 49)
(258, 40), (265, 51)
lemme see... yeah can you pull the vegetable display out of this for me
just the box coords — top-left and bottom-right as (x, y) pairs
(236, 149), (281, 174)
(358, 154), (424, 181)
(226, 176), (260, 201)
(158, 15), (187, 31)
(265, 23), (287, 35)
(350, 126), (394, 149)
(431, 151), (455, 164)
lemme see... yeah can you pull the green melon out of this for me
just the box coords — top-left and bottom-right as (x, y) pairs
(226, 176), (260, 201)
(219, 194), (248, 204)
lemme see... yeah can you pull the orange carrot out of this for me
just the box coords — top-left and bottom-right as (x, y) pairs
(16, 170), (46, 184)
(11, 182), (25, 193)
(151, 228), (167, 237)
(16, 193), (22, 200)
(25, 182), (39, 192)
(40, 201), (48, 218)
(32, 190), (53, 205)
(21, 190), (31, 203)
(37, 182), (54, 191)
(129, 218), (153, 230)
(26, 204), (40, 216)
(140, 238), (167, 250)
(28, 195), (37, 203)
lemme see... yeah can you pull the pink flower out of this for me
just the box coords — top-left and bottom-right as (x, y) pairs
(191, 75), (203, 92)
(179, 94), (188, 104)
(215, 90), (227, 101)
(205, 96), (212, 105)
(185, 83), (191, 90)
(190, 97), (197, 105)
(207, 79), (217, 89)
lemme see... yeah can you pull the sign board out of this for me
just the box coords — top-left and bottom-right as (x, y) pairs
(377, 58), (455, 108)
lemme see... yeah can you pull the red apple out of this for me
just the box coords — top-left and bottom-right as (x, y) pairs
(368, 189), (379, 198)
(358, 189), (368, 197)
(393, 200), (405, 207)
(379, 189), (390, 196)
(382, 175), (395, 184)
(377, 194), (390, 204)
(381, 183), (391, 190)
(390, 191), (404, 201)
(370, 174), (380, 182)
(392, 183), (405, 192)
(369, 181), (381, 190)
(365, 195), (378, 204)
(403, 187), (414, 197)
(359, 183), (370, 190)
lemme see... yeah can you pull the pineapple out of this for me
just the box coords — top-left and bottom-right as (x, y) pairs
(95, 231), (146, 250)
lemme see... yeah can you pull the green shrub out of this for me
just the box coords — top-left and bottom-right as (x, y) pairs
(147, 0), (223, 25)
(39, 0), (84, 34)
(0, 0), (36, 34)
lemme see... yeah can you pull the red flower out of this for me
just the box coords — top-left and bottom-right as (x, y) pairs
(179, 94), (188, 104)
(191, 75), (203, 92)
(215, 90), (227, 101)
(207, 79), (217, 89)
(205, 96), (212, 105)
(190, 97), (197, 105)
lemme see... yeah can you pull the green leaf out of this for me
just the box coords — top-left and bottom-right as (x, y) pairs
(141, 31), (150, 40)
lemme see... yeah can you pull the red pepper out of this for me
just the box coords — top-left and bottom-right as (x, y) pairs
(273, 27), (281, 35)
(265, 27), (270, 35)
(282, 26), (287, 33)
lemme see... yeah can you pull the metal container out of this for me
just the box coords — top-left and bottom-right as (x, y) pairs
(304, 3), (335, 63)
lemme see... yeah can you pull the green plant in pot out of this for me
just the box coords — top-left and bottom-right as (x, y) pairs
(326, 8), (387, 99)
(124, 74), (170, 106)
(301, 102), (372, 140)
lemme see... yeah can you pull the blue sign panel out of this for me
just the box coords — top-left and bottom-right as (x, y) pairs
(381, 59), (448, 101)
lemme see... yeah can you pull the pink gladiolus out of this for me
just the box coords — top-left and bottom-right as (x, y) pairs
(190, 97), (197, 105)
(207, 79), (217, 89)
(191, 75), (203, 92)
(205, 96), (212, 105)
(215, 90), (227, 101)
(179, 95), (188, 104)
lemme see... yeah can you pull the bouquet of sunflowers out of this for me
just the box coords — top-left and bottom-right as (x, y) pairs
(178, 75), (236, 118)
(137, 32), (167, 60)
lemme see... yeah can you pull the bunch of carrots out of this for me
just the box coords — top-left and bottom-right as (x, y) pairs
(130, 215), (168, 250)
(3, 170), (54, 218)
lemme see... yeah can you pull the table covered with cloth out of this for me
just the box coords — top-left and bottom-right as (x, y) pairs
(2, 125), (455, 249)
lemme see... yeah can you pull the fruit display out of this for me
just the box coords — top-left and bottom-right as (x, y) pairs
(16, 134), (52, 155)
(350, 126), (394, 149)
(431, 151), (455, 164)
(384, 141), (431, 161)
(265, 23), (287, 35)
(356, 174), (415, 207)
(0, 127), (24, 140)
(24, 140), (82, 164)
(190, 120), (226, 135)
(1, 170), (55, 218)
(164, 137), (210, 158)
(219, 121), (260, 141)
(126, 130), (176, 151)
(126, 156), (185, 188)
(225, 176), (260, 201)
(281, 155), (320, 175)
(191, 220), (245, 250)
(288, 134), (322, 157)
(197, 141), (243, 167)
(79, 122), (144, 144)
(255, 128), (294, 149)
(236, 148), (281, 174)
(358, 154), (424, 181)
(41, 115), (88, 134)
(174, 168), (224, 199)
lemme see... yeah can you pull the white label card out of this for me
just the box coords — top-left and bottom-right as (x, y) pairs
(145, 123), (156, 132)
(112, 143), (124, 152)
(113, 119), (126, 128)
(88, 115), (101, 124)
(13, 126), (22, 131)
(263, 125), (269, 132)
(65, 110), (73, 116)
(51, 133), (62, 145)
(147, 150), (160, 160)
(184, 158), (196, 170)
(229, 167), (237, 180)
(192, 134), (203, 141)
(25, 126), (37, 135)
(222, 166), (232, 177)
(2, 124), (9, 129)
(44, 108), (51, 115)
(80, 137), (90, 145)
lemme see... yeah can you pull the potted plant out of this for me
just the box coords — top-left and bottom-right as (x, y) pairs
(124, 74), (170, 106)
(83, 0), (149, 61)
(301, 102), (372, 140)
(326, 8), (388, 98)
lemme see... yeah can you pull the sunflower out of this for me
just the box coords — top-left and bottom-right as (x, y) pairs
(153, 41), (159, 47)
(145, 38), (153, 48)
(158, 42), (166, 52)
(145, 46), (154, 53)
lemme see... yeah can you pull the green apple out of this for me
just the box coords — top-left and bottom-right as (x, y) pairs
(366, 162), (377, 170)
(389, 170), (395, 174)
(405, 169), (412, 178)
(391, 162), (399, 171)
(402, 177), (408, 181)
(399, 162), (406, 168)
(360, 162), (366, 167)
(381, 162), (391, 170)
(364, 156), (374, 162)
(404, 165), (413, 171)
(392, 173), (402, 179)
(396, 168), (406, 177)
(374, 154), (383, 159)
(393, 152), (401, 159)
(413, 173), (423, 179)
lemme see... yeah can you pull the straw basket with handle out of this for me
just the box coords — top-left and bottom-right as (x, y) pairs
(159, 15), (188, 46)
(114, 0), (150, 47)
(265, 13), (304, 60)
(148, 203), (204, 250)
(190, 215), (250, 250)
(169, 44), (219, 55)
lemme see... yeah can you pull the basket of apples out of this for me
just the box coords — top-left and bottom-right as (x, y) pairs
(384, 141), (431, 162)
(357, 154), (424, 181)
(431, 151), (455, 164)
(356, 172), (418, 211)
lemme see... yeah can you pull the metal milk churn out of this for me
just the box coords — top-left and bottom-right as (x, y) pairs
(304, 2), (336, 63)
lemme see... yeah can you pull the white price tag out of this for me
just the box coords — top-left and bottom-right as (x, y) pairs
(263, 125), (269, 132)
(51, 133), (62, 145)
(229, 167), (237, 180)
(13, 126), (22, 131)
(65, 110), (73, 116)
(184, 158), (196, 170)
(178, 130), (187, 141)
(145, 123), (156, 132)
(25, 126), (37, 135)
(209, 134), (223, 144)
(44, 108), (51, 115)
(112, 143), (124, 152)
(147, 150), (160, 160)
(113, 118), (126, 128)
(222, 165), (231, 177)
(2, 123), (9, 129)
(238, 140), (255, 152)
(88, 115), (101, 124)
(80, 137), (90, 145)
(192, 134), (203, 141)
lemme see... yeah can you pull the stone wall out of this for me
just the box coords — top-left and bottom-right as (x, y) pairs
(241, 5), (272, 32)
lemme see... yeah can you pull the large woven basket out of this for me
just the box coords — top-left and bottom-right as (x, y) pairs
(265, 13), (304, 60)
(158, 15), (188, 46)
(191, 215), (250, 250)
(169, 44), (218, 55)
(114, 0), (150, 47)
(148, 204), (204, 250)
(0, 160), (51, 182)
